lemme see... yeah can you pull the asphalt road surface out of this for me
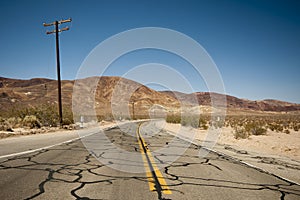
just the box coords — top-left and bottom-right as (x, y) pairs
(0, 121), (299, 200)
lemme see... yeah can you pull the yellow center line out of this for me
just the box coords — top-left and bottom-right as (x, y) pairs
(136, 123), (172, 195)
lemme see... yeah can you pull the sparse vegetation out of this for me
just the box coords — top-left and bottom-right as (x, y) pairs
(165, 113), (300, 139)
(166, 114), (211, 130)
(0, 104), (74, 130)
(244, 122), (267, 136)
(181, 115), (199, 128)
(166, 115), (181, 124)
(23, 115), (41, 129)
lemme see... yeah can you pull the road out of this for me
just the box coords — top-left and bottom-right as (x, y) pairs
(0, 121), (299, 200)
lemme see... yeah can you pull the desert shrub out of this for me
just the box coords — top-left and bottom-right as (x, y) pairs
(23, 115), (41, 129)
(200, 122), (209, 130)
(9, 104), (58, 127)
(268, 123), (283, 132)
(62, 107), (74, 125)
(35, 105), (60, 127)
(245, 122), (267, 135)
(166, 115), (181, 124)
(181, 116), (199, 128)
(211, 120), (224, 129)
(0, 117), (13, 131)
(251, 126), (267, 135)
(198, 118), (207, 129)
(293, 124), (299, 132)
(62, 118), (73, 126)
(234, 126), (249, 139)
(6, 104), (75, 127)
(6, 117), (22, 128)
(283, 129), (290, 134)
(180, 117), (188, 126)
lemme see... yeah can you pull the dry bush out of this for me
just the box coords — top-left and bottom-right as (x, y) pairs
(181, 115), (199, 128)
(234, 126), (249, 139)
(293, 124), (299, 131)
(0, 117), (13, 131)
(268, 122), (284, 132)
(3, 104), (74, 128)
(23, 115), (41, 129)
(6, 117), (22, 128)
(245, 122), (267, 136)
(62, 107), (74, 125)
(199, 118), (209, 130)
(166, 115), (181, 124)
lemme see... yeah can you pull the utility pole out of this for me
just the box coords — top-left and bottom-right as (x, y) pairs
(43, 18), (71, 127)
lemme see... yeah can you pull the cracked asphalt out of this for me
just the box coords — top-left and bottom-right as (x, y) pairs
(0, 121), (299, 200)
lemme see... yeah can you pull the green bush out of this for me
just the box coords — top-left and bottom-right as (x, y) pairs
(166, 115), (181, 124)
(62, 107), (74, 125)
(23, 115), (41, 129)
(5, 104), (75, 127)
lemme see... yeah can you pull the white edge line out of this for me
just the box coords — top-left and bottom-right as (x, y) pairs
(0, 120), (150, 160)
(166, 129), (300, 186)
(0, 125), (117, 160)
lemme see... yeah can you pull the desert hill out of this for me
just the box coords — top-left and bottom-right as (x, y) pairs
(0, 76), (299, 117)
(0, 76), (180, 117)
(160, 91), (300, 112)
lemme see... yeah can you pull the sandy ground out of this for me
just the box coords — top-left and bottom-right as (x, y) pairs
(163, 122), (300, 184)
(164, 123), (300, 161)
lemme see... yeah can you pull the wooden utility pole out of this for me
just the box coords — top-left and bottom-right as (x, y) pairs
(43, 18), (71, 127)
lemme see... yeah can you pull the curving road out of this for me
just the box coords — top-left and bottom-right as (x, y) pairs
(0, 121), (299, 200)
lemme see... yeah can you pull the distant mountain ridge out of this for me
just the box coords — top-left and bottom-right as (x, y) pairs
(162, 91), (300, 112)
(0, 76), (299, 114)
(160, 91), (300, 112)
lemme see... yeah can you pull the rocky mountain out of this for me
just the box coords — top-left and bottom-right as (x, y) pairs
(0, 76), (299, 117)
(160, 91), (300, 112)
(0, 76), (179, 117)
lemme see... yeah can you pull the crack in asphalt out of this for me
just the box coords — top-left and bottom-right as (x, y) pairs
(252, 156), (300, 170)
(0, 122), (299, 199)
(0, 142), (151, 200)
(163, 161), (299, 198)
(139, 121), (300, 199)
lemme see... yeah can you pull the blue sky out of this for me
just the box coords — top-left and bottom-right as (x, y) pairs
(0, 0), (299, 103)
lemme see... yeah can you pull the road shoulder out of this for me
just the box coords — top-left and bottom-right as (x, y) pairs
(163, 122), (300, 185)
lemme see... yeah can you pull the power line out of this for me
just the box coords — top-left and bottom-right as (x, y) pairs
(43, 18), (72, 127)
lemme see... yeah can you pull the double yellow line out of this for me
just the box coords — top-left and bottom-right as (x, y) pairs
(136, 123), (172, 195)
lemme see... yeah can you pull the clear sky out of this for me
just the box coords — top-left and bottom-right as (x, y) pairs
(0, 0), (299, 103)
